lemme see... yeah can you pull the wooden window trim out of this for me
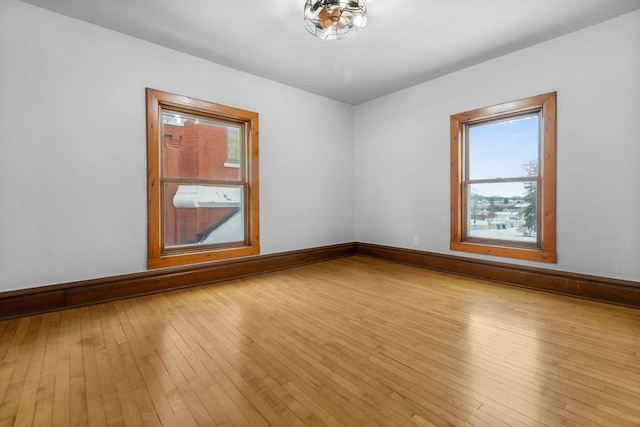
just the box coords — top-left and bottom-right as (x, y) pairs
(450, 92), (557, 263)
(146, 88), (259, 269)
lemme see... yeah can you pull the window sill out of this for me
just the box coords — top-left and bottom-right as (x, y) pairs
(450, 241), (557, 263)
(148, 245), (260, 269)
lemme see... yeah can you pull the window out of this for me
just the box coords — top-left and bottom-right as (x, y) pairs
(450, 92), (556, 262)
(146, 88), (259, 268)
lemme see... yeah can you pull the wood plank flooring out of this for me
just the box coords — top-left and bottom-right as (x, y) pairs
(1, 255), (639, 426)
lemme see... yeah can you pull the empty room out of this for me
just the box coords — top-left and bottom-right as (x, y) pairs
(1, 0), (639, 425)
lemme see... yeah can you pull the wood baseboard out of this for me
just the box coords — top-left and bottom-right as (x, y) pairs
(2, 241), (638, 320)
(0, 242), (357, 320)
(356, 242), (640, 308)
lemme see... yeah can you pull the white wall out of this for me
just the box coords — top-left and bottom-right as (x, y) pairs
(2, 2), (638, 293)
(355, 10), (640, 282)
(0, 0), (355, 291)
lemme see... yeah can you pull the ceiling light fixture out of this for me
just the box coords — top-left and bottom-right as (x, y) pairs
(304, 0), (367, 40)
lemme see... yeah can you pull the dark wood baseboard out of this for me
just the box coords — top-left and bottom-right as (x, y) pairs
(356, 242), (640, 308)
(2, 241), (638, 320)
(0, 242), (357, 320)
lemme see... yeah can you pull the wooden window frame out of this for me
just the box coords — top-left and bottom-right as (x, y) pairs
(450, 92), (557, 263)
(146, 88), (259, 268)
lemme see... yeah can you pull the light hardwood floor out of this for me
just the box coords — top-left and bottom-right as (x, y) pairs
(1, 256), (639, 426)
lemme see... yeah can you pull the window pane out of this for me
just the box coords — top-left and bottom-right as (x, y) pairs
(225, 127), (241, 165)
(162, 111), (242, 181)
(467, 182), (537, 244)
(468, 113), (539, 180)
(164, 183), (244, 248)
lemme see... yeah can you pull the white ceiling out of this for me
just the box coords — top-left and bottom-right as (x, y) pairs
(19, 0), (640, 105)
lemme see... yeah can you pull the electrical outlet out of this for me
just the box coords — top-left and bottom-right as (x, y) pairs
(413, 236), (419, 246)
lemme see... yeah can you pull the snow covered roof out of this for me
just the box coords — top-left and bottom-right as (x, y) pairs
(173, 185), (241, 208)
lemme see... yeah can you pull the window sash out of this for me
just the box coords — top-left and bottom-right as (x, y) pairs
(461, 178), (541, 248)
(160, 180), (249, 252)
(461, 112), (542, 249)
